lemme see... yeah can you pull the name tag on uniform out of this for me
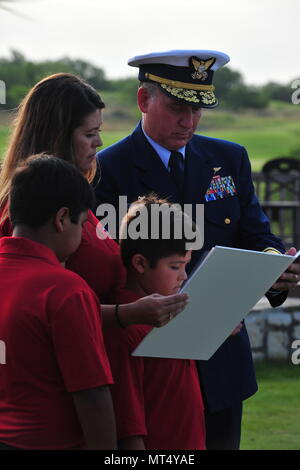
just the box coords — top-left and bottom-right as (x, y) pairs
(205, 175), (237, 202)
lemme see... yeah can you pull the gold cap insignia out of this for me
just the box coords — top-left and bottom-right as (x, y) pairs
(191, 57), (216, 81)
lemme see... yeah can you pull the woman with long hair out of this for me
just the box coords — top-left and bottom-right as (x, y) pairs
(0, 73), (187, 327)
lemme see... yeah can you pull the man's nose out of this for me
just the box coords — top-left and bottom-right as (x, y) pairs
(179, 109), (194, 128)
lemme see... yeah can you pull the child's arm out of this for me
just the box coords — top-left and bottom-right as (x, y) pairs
(118, 436), (145, 450)
(102, 293), (189, 328)
(72, 385), (117, 450)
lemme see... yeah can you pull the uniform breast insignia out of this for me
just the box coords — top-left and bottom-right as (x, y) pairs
(190, 57), (216, 81)
(205, 175), (237, 202)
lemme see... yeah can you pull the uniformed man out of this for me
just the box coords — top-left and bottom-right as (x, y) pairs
(95, 49), (300, 449)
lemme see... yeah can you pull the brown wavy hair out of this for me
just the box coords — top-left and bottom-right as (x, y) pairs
(0, 73), (104, 223)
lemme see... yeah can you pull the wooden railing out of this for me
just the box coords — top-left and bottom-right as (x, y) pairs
(252, 166), (300, 249)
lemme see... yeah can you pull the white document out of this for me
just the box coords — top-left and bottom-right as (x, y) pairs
(133, 246), (300, 360)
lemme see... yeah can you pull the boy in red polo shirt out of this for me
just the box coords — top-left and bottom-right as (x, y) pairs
(104, 196), (206, 450)
(0, 155), (116, 450)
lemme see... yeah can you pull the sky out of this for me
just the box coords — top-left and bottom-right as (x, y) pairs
(0, 0), (299, 85)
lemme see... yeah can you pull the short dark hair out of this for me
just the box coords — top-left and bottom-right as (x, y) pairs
(9, 153), (95, 228)
(119, 194), (196, 269)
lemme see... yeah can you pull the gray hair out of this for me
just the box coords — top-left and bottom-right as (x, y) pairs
(139, 81), (160, 100)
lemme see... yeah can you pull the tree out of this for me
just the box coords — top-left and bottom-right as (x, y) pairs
(213, 67), (269, 110)
(261, 82), (292, 102)
(109, 78), (138, 106)
(0, 50), (109, 108)
(213, 67), (244, 99)
(225, 86), (268, 110)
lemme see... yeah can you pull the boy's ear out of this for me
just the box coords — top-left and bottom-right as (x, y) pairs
(131, 254), (149, 274)
(54, 207), (70, 233)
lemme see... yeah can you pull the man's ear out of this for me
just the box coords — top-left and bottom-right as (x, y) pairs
(54, 207), (70, 233)
(137, 87), (150, 113)
(131, 253), (149, 274)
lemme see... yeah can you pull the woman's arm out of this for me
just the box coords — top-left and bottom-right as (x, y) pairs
(101, 292), (189, 328)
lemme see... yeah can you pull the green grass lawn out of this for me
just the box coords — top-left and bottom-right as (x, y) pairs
(241, 360), (300, 450)
(101, 131), (128, 149)
(203, 124), (300, 171)
(1, 107), (300, 173)
(4, 125), (297, 172)
(101, 107), (300, 172)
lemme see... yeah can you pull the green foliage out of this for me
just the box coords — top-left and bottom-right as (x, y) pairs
(0, 51), (297, 112)
(108, 77), (138, 106)
(262, 81), (294, 102)
(101, 84), (140, 124)
(225, 85), (269, 110)
(7, 83), (30, 109)
(0, 50), (109, 108)
(215, 67), (269, 110)
(213, 66), (244, 96)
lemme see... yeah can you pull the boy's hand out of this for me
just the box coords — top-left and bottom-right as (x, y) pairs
(134, 293), (189, 327)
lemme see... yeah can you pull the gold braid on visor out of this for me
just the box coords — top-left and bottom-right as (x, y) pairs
(145, 73), (215, 91)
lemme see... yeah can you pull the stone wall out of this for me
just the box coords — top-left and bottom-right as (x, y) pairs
(245, 297), (300, 360)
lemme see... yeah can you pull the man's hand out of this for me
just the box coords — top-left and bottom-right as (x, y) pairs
(272, 247), (300, 291)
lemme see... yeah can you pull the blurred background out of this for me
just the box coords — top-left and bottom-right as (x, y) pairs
(1, 0), (300, 170)
(0, 0), (299, 450)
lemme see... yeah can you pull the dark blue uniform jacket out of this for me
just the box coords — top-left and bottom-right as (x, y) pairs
(95, 123), (286, 412)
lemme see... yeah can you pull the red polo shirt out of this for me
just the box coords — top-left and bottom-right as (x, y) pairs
(0, 208), (127, 305)
(66, 210), (126, 303)
(0, 237), (113, 450)
(104, 289), (206, 450)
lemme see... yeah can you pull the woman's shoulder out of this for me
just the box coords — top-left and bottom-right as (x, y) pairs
(81, 209), (120, 253)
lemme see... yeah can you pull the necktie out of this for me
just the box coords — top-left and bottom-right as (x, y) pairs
(169, 151), (185, 198)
